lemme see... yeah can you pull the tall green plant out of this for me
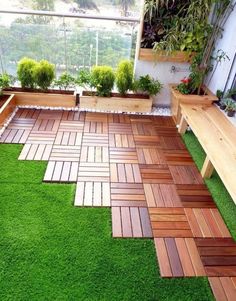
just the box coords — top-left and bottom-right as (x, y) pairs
(115, 60), (133, 95)
(33, 60), (55, 90)
(17, 57), (37, 89)
(0, 73), (10, 95)
(91, 66), (115, 97)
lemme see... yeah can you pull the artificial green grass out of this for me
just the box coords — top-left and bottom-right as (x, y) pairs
(0, 144), (214, 301)
(183, 131), (236, 240)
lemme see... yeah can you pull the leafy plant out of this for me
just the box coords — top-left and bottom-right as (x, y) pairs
(225, 88), (236, 98)
(216, 89), (224, 99)
(176, 78), (192, 95)
(0, 73), (10, 95)
(33, 60), (55, 90)
(54, 72), (76, 90)
(134, 75), (162, 96)
(17, 57), (37, 89)
(115, 60), (133, 95)
(77, 69), (92, 90)
(90, 66), (115, 97)
(224, 98), (236, 112)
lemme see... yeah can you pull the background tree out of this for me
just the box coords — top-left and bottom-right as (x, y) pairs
(115, 0), (135, 16)
(74, 0), (99, 11)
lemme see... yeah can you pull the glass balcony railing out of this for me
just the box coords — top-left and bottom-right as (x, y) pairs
(0, 11), (139, 77)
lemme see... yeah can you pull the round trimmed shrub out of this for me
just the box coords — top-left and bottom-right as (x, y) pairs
(116, 60), (133, 95)
(91, 66), (115, 97)
(33, 60), (55, 90)
(17, 57), (37, 89)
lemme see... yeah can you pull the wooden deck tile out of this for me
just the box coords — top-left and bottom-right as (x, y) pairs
(0, 129), (31, 144)
(19, 144), (52, 161)
(58, 121), (84, 133)
(140, 164), (173, 184)
(8, 118), (36, 130)
(26, 131), (56, 144)
(137, 148), (166, 164)
(176, 184), (217, 208)
(209, 277), (236, 301)
(78, 162), (110, 182)
(54, 131), (82, 146)
(108, 114), (130, 123)
(111, 183), (146, 207)
(149, 208), (193, 238)
(32, 119), (60, 132)
(134, 135), (160, 148)
(109, 148), (138, 163)
(110, 163), (142, 183)
(81, 146), (109, 163)
(152, 116), (175, 127)
(109, 123), (133, 134)
(15, 108), (41, 119)
(62, 111), (85, 121)
(44, 161), (79, 182)
(109, 134), (135, 148)
(85, 112), (108, 123)
(49, 145), (80, 162)
(160, 136), (186, 150)
(131, 123), (156, 135)
(82, 133), (109, 146)
(74, 182), (110, 207)
(84, 121), (108, 134)
(195, 238), (236, 276)
(38, 110), (63, 120)
(154, 238), (205, 277)
(185, 208), (231, 238)
(144, 184), (182, 207)
(163, 150), (194, 165)
(154, 126), (178, 136)
(169, 165), (204, 185)
(112, 206), (152, 238)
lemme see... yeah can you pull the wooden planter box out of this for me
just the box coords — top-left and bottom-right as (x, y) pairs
(80, 93), (153, 113)
(4, 88), (76, 108)
(0, 94), (16, 126)
(138, 48), (196, 63)
(170, 84), (218, 125)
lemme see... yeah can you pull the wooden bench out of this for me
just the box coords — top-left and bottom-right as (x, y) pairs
(178, 104), (236, 205)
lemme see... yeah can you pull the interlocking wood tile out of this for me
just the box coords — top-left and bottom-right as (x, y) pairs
(129, 116), (153, 123)
(176, 184), (217, 208)
(108, 114), (130, 123)
(109, 123), (132, 134)
(112, 207), (152, 238)
(49, 145), (80, 162)
(137, 148), (165, 164)
(32, 119), (60, 132)
(109, 147), (138, 163)
(154, 126), (178, 136)
(81, 146), (109, 163)
(163, 150), (194, 165)
(8, 118), (36, 130)
(110, 163), (142, 183)
(160, 136), (186, 150)
(74, 182), (110, 207)
(82, 133), (108, 146)
(209, 277), (236, 301)
(195, 238), (236, 276)
(111, 183), (146, 207)
(109, 134), (135, 148)
(19, 144), (52, 161)
(140, 164), (173, 184)
(85, 112), (108, 123)
(149, 208), (192, 238)
(84, 121), (108, 134)
(131, 123), (156, 135)
(134, 135), (161, 148)
(15, 108), (41, 119)
(78, 162), (110, 182)
(144, 184), (182, 207)
(0, 129), (30, 144)
(169, 166), (204, 185)
(185, 208), (231, 238)
(152, 116), (175, 127)
(27, 131), (56, 144)
(154, 238), (205, 277)
(58, 121), (84, 133)
(44, 161), (79, 182)
(54, 131), (82, 146)
(62, 111), (85, 121)
(38, 110), (63, 120)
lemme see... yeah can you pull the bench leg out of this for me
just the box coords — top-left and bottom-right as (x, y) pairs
(178, 115), (188, 134)
(201, 156), (214, 178)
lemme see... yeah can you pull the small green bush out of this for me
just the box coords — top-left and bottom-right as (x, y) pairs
(33, 60), (55, 90)
(91, 66), (115, 97)
(134, 75), (162, 96)
(54, 72), (76, 90)
(115, 60), (133, 95)
(0, 73), (10, 95)
(77, 69), (92, 89)
(17, 57), (37, 89)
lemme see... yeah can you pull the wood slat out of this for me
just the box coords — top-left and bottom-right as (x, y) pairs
(44, 161), (78, 182)
(109, 134), (135, 148)
(49, 145), (80, 162)
(109, 123), (132, 134)
(109, 147), (138, 163)
(140, 164), (173, 184)
(169, 166), (204, 185)
(78, 162), (110, 182)
(81, 146), (109, 163)
(137, 148), (166, 164)
(110, 163), (142, 183)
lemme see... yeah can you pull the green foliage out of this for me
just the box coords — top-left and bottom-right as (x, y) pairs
(216, 89), (224, 99)
(115, 60), (133, 95)
(54, 72), (76, 90)
(33, 60), (55, 90)
(225, 88), (236, 98)
(134, 75), (162, 96)
(223, 98), (236, 112)
(0, 73), (10, 95)
(77, 69), (92, 89)
(17, 57), (37, 89)
(90, 66), (115, 97)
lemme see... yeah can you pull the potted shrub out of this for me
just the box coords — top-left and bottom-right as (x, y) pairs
(4, 57), (76, 108)
(0, 73), (16, 126)
(215, 89), (224, 106)
(219, 99), (227, 111)
(224, 98), (236, 117)
(79, 63), (161, 113)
